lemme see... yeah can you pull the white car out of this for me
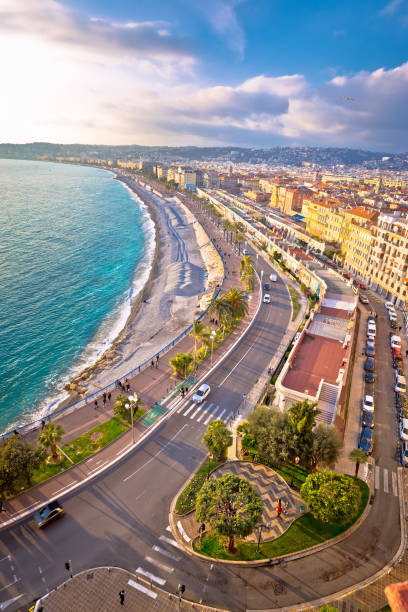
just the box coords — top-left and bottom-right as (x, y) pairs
(269, 273), (277, 282)
(400, 419), (408, 442)
(391, 335), (402, 350)
(263, 294), (271, 304)
(242, 249), (249, 255)
(367, 324), (376, 337)
(192, 383), (211, 403)
(402, 441), (408, 467)
(389, 312), (397, 323)
(367, 338), (375, 349)
(396, 376), (407, 394)
(363, 394), (374, 412)
(385, 301), (395, 311)
(367, 333), (376, 342)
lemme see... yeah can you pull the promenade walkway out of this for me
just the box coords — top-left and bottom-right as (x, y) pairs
(0, 191), (261, 527)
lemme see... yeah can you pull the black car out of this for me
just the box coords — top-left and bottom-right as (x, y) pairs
(364, 357), (374, 372)
(264, 283), (270, 290)
(359, 427), (373, 454)
(365, 371), (375, 383)
(366, 346), (375, 357)
(362, 410), (374, 428)
(391, 321), (397, 329)
(359, 295), (369, 304)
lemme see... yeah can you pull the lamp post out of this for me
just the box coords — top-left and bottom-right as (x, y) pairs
(210, 330), (217, 366)
(256, 522), (270, 553)
(125, 393), (138, 444)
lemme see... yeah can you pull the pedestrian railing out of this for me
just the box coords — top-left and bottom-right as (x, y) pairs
(1, 204), (226, 441)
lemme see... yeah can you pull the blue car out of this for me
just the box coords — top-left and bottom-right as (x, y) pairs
(366, 346), (375, 357)
(359, 427), (373, 455)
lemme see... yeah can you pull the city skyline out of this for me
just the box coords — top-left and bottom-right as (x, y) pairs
(1, 0), (408, 151)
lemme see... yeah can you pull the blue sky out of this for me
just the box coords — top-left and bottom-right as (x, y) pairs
(1, 0), (407, 150)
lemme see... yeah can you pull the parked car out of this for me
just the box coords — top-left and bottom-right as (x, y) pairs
(242, 249), (249, 255)
(343, 273), (351, 280)
(264, 283), (270, 290)
(365, 371), (375, 383)
(396, 376), (407, 394)
(363, 394), (374, 412)
(364, 357), (374, 372)
(367, 338), (375, 348)
(400, 418), (408, 441)
(392, 348), (403, 361)
(192, 383), (211, 403)
(362, 410), (374, 429)
(367, 323), (376, 337)
(391, 320), (398, 330)
(367, 315), (376, 323)
(359, 283), (367, 290)
(391, 335), (402, 350)
(367, 333), (376, 342)
(359, 295), (369, 304)
(366, 346), (375, 357)
(269, 273), (277, 282)
(263, 294), (271, 304)
(389, 313), (398, 324)
(385, 301), (395, 310)
(401, 441), (408, 467)
(359, 427), (373, 455)
(34, 500), (64, 528)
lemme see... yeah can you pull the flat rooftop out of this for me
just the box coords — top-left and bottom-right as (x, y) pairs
(282, 334), (347, 397)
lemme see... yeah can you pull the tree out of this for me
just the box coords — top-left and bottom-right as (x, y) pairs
(243, 264), (254, 292)
(240, 255), (253, 279)
(202, 420), (232, 460)
(300, 471), (361, 524)
(196, 473), (263, 552)
(310, 424), (343, 470)
(0, 436), (46, 493)
(114, 392), (142, 423)
(236, 422), (258, 457)
(38, 422), (65, 463)
(349, 448), (369, 478)
(209, 294), (233, 334)
(288, 400), (320, 464)
(247, 405), (294, 465)
(169, 352), (194, 378)
(225, 287), (249, 319)
(190, 320), (206, 366)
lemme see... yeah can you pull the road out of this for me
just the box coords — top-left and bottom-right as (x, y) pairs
(0, 205), (403, 612)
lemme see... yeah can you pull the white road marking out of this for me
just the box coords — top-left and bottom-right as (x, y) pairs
(190, 405), (203, 419)
(375, 465), (380, 489)
(219, 342), (256, 386)
(204, 405), (220, 425)
(144, 556), (174, 574)
(159, 535), (182, 550)
(392, 471), (398, 496)
(166, 525), (171, 532)
(136, 567), (166, 585)
(38, 566), (42, 574)
(127, 579), (157, 599)
(216, 408), (226, 421)
(183, 402), (198, 417)
(123, 425), (188, 482)
(196, 403), (213, 423)
(383, 468), (389, 493)
(152, 545), (181, 562)
(177, 520), (191, 542)
(87, 462), (108, 476)
(0, 594), (24, 610)
(0, 578), (20, 593)
(224, 411), (234, 423)
(177, 401), (190, 414)
(0, 557), (10, 563)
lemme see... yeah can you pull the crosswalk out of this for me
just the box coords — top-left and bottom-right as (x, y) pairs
(128, 526), (182, 600)
(176, 399), (235, 426)
(373, 465), (398, 496)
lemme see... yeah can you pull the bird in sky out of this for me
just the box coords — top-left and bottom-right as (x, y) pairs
(341, 96), (355, 102)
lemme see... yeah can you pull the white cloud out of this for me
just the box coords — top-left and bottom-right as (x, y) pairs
(196, 0), (247, 57)
(380, 0), (404, 15)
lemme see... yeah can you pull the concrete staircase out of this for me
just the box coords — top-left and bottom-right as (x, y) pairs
(317, 381), (339, 425)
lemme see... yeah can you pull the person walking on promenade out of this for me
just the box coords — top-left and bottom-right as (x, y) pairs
(126, 382), (130, 392)
(103, 392), (107, 403)
(156, 355), (159, 367)
(151, 360), (154, 369)
(277, 499), (282, 519)
(41, 419), (46, 430)
(108, 392), (111, 403)
(94, 399), (98, 410)
(125, 378), (129, 389)
(115, 380), (120, 389)
(119, 590), (125, 605)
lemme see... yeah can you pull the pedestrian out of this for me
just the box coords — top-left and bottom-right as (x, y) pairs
(151, 360), (154, 369)
(289, 477), (294, 488)
(94, 399), (98, 410)
(399, 326), (402, 332)
(103, 392), (107, 403)
(13, 430), (19, 437)
(156, 355), (159, 367)
(119, 590), (125, 605)
(126, 383), (130, 392)
(108, 392), (111, 403)
(267, 368), (272, 376)
(115, 380), (120, 389)
(277, 499), (282, 519)
(180, 386), (184, 397)
(125, 378), (129, 389)
(41, 419), (46, 430)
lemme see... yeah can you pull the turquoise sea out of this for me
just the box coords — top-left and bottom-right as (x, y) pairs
(0, 159), (153, 433)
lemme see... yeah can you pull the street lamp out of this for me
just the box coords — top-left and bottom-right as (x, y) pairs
(210, 330), (217, 366)
(125, 393), (138, 444)
(256, 522), (270, 553)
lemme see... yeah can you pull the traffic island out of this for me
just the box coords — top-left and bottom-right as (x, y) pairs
(170, 460), (370, 565)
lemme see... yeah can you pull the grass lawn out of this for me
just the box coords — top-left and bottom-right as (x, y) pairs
(288, 285), (301, 321)
(274, 462), (308, 490)
(28, 412), (145, 489)
(175, 458), (225, 514)
(194, 478), (369, 561)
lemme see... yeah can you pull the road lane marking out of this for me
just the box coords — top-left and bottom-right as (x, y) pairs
(136, 567), (166, 585)
(196, 403), (213, 422)
(177, 520), (191, 542)
(128, 579), (157, 599)
(204, 405), (220, 425)
(0, 556), (10, 563)
(166, 525), (171, 532)
(123, 425), (188, 482)
(0, 578), (20, 592)
(159, 535), (182, 550)
(224, 411), (234, 423)
(144, 556), (174, 574)
(392, 471), (398, 496)
(383, 468), (389, 493)
(177, 401), (190, 414)
(184, 401), (199, 416)
(152, 545), (181, 561)
(190, 405), (203, 419)
(216, 408), (226, 421)
(375, 466), (380, 489)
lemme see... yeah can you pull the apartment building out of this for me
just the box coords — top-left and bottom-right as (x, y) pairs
(339, 206), (378, 257)
(344, 222), (373, 281)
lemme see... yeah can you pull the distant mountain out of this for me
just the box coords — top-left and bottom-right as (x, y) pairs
(0, 142), (407, 169)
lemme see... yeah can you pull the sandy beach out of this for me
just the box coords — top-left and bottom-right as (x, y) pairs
(65, 175), (224, 399)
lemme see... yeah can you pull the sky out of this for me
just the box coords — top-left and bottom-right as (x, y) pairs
(1, 0), (408, 151)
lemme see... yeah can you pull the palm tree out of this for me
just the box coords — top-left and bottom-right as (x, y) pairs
(202, 419), (232, 461)
(349, 449), (369, 478)
(243, 264), (255, 292)
(225, 287), (249, 319)
(209, 294), (232, 324)
(190, 320), (206, 366)
(38, 422), (65, 463)
(240, 254), (253, 279)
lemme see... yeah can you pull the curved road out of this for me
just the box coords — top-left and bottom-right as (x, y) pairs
(0, 201), (402, 612)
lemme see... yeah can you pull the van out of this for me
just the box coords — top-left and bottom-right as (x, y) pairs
(396, 376), (407, 394)
(269, 273), (277, 282)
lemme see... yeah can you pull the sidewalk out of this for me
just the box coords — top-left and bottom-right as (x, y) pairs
(0, 194), (260, 527)
(33, 566), (224, 612)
